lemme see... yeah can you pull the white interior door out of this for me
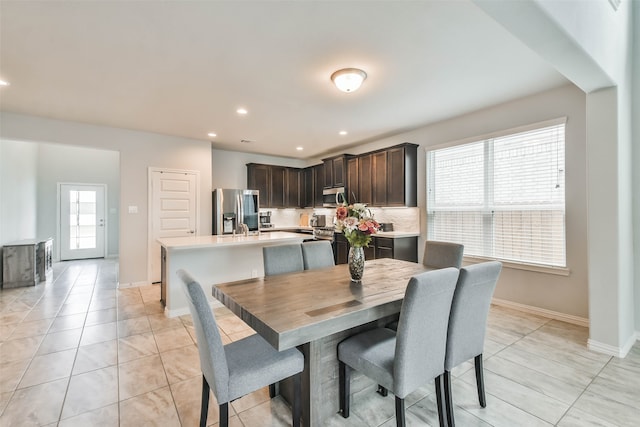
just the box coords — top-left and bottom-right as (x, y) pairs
(59, 184), (106, 260)
(149, 169), (198, 283)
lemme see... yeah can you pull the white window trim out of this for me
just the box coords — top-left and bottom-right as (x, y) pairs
(463, 255), (571, 276)
(427, 117), (567, 152)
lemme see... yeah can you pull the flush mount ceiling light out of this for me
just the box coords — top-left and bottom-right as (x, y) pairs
(331, 68), (367, 93)
(0, 80), (9, 86)
(236, 108), (248, 115)
(207, 132), (217, 138)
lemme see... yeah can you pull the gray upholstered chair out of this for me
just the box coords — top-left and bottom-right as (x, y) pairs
(443, 261), (502, 427)
(301, 240), (335, 270)
(263, 244), (304, 276)
(385, 240), (464, 333)
(177, 269), (304, 427)
(423, 240), (464, 270)
(337, 268), (460, 427)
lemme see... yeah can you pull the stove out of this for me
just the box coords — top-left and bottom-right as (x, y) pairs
(312, 226), (335, 241)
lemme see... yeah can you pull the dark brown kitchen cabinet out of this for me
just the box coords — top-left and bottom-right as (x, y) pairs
(386, 145), (416, 206)
(357, 154), (373, 205)
(374, 237), (395, 260)
(372, 151), (388, 206)
(270, 166), (286, 208)
(323, 154), (352, 188)
(247, 163), (270, 206)
(374, 236), (418, 262)
(302, 167), (314, 207)
(334, 234), (417, 264)
(313, 164), (324, 207)
(334, 233), (349, 265)
(361, 143), (418, 207)
(302, 164), (325, 208)
(286, 168), (301, 207)
(247, 163), (296, 208)
(347, 157), (359, 204)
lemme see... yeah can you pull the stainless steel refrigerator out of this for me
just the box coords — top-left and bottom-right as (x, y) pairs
(212, 189), (260, 235)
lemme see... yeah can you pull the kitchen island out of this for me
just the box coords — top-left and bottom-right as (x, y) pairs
(158, 232), (308, 317)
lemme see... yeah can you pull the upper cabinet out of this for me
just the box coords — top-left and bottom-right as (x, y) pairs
(313, 164), (324, 207)
(247, 143), (417, 209)
(363, 143), (418, 207)
(247, 163), (302, 208)
(302, 163), (325, 208)
(247, 163), (270, 207)
(322, 154), (352, 188)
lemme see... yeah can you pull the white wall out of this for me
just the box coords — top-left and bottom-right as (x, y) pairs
(36, 143), (120, 259)
(0, 140), (38, 243)
(313, 84), (589, 319)
(634, 0), (640, 333)
(0, 140), (39, 285)
(0, 112), (213, 285)
(476, 0), (637, 357)
(211, 148), (307, 189)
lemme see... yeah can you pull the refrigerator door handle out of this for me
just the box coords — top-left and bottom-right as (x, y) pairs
(237, 193), (244, 230)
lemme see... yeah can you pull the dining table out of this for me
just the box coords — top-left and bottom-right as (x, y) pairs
(212, 257), (431, 426)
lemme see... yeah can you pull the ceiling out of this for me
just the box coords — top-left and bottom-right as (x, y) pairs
(0, 1), (568, 159)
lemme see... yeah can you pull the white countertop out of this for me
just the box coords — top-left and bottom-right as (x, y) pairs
(158, 232), (308, 250)
(263, 226), (313, 232)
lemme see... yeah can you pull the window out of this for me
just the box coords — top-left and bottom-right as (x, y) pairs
(427, 120), (566, 268)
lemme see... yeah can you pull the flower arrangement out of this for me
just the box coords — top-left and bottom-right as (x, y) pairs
(335, 202), (380, 247)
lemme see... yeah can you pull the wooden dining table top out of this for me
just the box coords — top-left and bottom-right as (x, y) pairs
(212, 258), (430, 351)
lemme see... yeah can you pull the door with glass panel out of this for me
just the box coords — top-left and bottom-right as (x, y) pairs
(59, 184), (106, 260)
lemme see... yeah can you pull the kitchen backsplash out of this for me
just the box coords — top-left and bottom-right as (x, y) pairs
(262, 207), (420, 232)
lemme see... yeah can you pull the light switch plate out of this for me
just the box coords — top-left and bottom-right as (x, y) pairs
(128, 205), (138, 214)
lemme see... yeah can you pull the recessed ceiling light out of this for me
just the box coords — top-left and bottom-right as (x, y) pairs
(339, 131), (348, 136)
(237, 108), (248, 115)
(207, 132), (217, 138)
(0, 80), (9, 86)
(296, 147), (303, 151)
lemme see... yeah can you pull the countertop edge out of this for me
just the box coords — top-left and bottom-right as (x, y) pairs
(158, 232), (308, 250)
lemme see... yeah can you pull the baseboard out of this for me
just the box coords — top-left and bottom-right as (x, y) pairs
(165, 299), (223, 318)
(491, 297), (589, 327)
(588, 332), (637, 358)
(117, 281), (150, 289)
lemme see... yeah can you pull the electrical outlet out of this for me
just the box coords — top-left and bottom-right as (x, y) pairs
(251, 269), (258, 278)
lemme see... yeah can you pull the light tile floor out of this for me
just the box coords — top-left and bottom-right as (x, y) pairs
(0, 258), (638, 426)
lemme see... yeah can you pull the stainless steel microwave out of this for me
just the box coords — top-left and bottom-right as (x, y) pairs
(322, 187), (346, 207)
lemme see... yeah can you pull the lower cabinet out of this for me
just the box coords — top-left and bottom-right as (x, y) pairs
(333, 234), (417, 265)
(2, 238), (53, 288)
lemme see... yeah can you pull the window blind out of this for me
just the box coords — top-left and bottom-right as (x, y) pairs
(427, 122), (566, 267)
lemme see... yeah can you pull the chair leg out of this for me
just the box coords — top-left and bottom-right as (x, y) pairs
(395, 396), (406, 427)
(434, 374), (447, 427)
(443, 370), (455, 427)
(292, 373), (302, 427)
(474, 354), (486, 408)
(218, 402), (229, 427)
(377, 384), (389, 396)
(339, 361), (351, 418)
(200, 375), (210, 427)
